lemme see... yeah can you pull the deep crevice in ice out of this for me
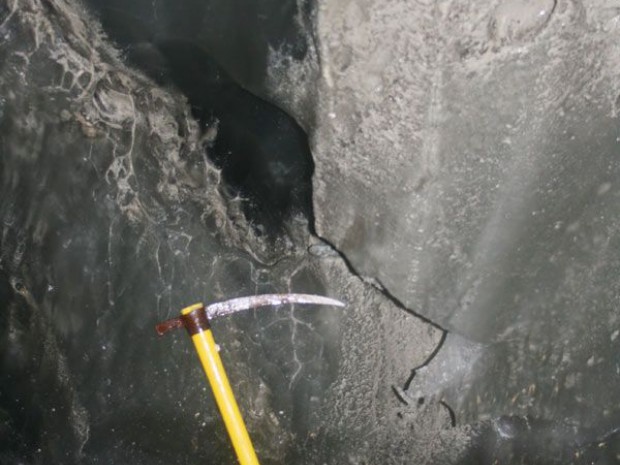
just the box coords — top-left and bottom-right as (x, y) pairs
(92, 6), (316, 238)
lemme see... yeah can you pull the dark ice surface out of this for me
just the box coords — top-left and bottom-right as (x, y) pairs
(0, 2), (340, 462)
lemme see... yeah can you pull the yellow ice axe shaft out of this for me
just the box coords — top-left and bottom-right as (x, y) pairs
(181, 303), (260, 465)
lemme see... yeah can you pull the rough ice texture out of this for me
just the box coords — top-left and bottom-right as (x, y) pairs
(0, 0), (448, 463)
(6, 0), (620, 461)
(308, 0), (620, 441)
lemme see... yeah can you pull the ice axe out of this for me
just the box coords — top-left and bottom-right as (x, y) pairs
(156, 294), (345, 465)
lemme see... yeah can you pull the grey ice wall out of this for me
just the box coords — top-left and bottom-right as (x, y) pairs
(306, 0), (620, 443)
(3, 0), (620, 463)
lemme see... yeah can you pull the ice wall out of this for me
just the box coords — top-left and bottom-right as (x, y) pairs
(3, 0), (620, 463)
(308, 0), (620, 446)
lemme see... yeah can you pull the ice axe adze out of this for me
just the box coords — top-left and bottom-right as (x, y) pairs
(156, 294), (345, 465)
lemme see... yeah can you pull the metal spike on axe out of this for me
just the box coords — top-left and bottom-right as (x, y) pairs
(156, 294), (345, 465)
